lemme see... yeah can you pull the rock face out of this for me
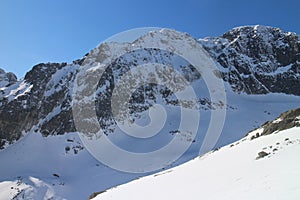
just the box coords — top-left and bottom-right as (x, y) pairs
(0, 25), (299, 148)
(199, 25), (300, 95)
(0, 63), (79, 148)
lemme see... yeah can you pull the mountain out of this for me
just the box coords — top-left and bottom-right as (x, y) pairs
(0, 25), (299, 149)
(94, 108), (300, 200)
(0, 25), (299, 199)
(200, 25), (300, 95)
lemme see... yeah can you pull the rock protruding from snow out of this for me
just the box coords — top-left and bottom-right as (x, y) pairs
(257, 107), (300, 137)
(245, 107), (300, 141)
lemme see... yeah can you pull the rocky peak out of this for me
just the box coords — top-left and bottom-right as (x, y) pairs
(24, 62), (67, 85)
(0, 68), (17, 88)
(223, 25), (300, 67)
(200, 25), (300, 95)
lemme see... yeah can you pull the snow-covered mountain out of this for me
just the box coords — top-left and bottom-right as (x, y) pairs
(0, 25), (299, 149)
(94, 108), (300, 200)
(200, 25), (300, 95)
(0, 25), (299, 199)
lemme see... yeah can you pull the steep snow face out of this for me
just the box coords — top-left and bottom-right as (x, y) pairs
(95, 117), (300, 200)
(200, 25), (300, 95)
(0, 80), (33, 103)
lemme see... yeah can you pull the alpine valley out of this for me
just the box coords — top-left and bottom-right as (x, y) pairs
(0, 25), (299, 200)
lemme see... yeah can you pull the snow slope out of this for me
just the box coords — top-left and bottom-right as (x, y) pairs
(0, 90), (299, 199)
(0, 132), (142, 200)
(95, 127), (300, 200)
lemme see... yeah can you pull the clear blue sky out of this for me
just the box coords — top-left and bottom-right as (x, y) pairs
(1, 0), (300, 78)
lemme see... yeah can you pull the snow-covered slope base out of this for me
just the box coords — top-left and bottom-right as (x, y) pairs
(0, 92), (299, 200)
(0, 132), (138, 200)
(96, 126), (300, 200)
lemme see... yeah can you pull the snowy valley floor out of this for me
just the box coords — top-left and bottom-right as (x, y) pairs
(0, 91), (299, 200)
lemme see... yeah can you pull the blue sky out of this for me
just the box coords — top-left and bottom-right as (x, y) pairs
(1, 0), (300, 78)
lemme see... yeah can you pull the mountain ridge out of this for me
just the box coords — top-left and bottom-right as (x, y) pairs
(200, 25), (300, 94)
(0, 25), (299, 149)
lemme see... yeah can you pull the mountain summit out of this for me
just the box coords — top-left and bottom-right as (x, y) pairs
(0, 68), (17, 88)
(200, 25), (300, 94)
